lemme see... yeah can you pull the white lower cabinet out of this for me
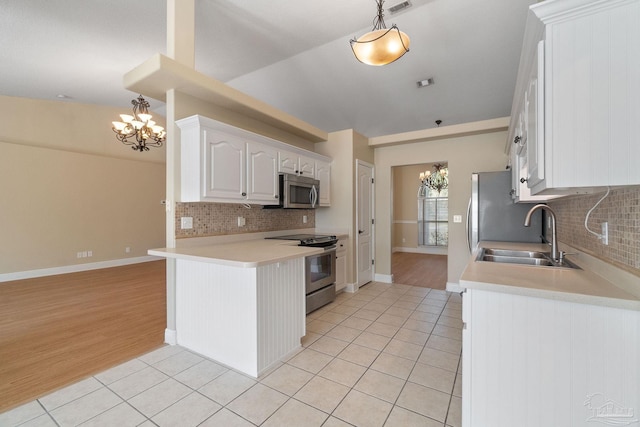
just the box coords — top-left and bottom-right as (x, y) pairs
(462, 288), (640, 427)
(335, 239), (347, 291)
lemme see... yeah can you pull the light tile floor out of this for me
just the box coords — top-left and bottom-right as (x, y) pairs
(1, 282), (462, 427)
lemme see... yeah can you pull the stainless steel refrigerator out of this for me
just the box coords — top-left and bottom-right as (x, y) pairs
(466, 171), (543, 252)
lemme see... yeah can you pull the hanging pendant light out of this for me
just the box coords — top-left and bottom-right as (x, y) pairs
(112, 95), (165, 152)
(350, 0), (410, 66)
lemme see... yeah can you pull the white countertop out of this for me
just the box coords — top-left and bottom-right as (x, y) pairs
(148, 239), (324, 268)
(460, 241), (640, 311)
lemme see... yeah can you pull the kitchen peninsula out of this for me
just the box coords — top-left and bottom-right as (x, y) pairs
(148, 239), (323, 378)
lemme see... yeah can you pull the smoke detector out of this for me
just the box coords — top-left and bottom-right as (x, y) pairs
(417, 78), (434, 88)
(388, 0), (412, 14)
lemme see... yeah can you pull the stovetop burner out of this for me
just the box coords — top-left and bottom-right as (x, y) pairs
(267, 234), (338, 247)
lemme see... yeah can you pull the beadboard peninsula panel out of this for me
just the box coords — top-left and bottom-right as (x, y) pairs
(175, 258), (304, 377)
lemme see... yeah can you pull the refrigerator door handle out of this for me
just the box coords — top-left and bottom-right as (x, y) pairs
(466, 196), (472, 253)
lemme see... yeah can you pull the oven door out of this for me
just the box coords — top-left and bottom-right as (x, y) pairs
(305, 249), (336, 294)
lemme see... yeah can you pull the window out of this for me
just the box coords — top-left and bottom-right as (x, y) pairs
(418, 187), (448, 247)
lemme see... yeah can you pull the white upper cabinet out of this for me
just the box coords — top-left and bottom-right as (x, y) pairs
(177, 115), (331, 205)
(508, 0), (640, 196)
(315, 159), (331, 207)
(247, 141), (279, 203)
(278, 151), (316, 178)
(203, 132), (246, 201)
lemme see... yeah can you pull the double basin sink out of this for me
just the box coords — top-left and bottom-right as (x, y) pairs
(476, 248), (580, 269)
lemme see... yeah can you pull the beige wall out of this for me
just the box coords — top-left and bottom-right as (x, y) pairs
(0, 96), (165, 275)
(375, 131), (508, 285)
(315, 129), (374, 285)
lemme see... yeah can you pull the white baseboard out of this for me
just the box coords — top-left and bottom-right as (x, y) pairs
(0, 255), (161, 282)
(393, 246), (448, 256)
(344, 283), (358, 293)
(446, 281), (465, 293)
(165, 328), (177, 345)
(374, 273), (393, 283)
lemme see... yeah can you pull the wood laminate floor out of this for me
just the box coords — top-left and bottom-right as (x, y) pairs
(0, 260), (166, 412)
(392, 252), (448, 289)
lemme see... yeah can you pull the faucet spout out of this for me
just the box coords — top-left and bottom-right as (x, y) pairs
(524, 204), (559, 262)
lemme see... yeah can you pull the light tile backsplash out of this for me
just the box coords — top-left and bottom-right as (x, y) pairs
(175, 202), (314, 238)
(548, 186), (640, 275)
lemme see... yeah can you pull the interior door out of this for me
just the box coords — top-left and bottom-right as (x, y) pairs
(356, 161), (374, 286)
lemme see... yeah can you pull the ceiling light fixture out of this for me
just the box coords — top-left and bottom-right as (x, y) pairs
(419, 163), (449, 194)
(350, 0), (410, 66)
(112, 95), (165, 152)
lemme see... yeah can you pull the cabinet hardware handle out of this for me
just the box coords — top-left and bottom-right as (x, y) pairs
(241, 192), (247, 196)
(274, 195), (278, 198)
(358, 230), (364, 234)
(520, 178), (527, 183)
(514, 136), (521, 144)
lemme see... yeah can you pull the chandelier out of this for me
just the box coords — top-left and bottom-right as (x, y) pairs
(350, 0), (410, 66)
(419, 163), (448, 194)
(112, 95), (165, 152)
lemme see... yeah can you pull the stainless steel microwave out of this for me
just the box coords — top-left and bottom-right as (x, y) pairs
(267, 173), (319, 209)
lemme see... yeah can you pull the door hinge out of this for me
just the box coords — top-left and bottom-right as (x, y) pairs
(371, 259), (375, 265)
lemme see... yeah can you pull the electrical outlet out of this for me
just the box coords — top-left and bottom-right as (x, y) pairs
(87, 250), (92, 257)
(237, 216), (245, 227)
(125, 247), (131, 253)
(77, 252), (82, 258)
(181, 217), (193, 229)
(81, 251), (87, 258)
(601, 222), (609, 245)
(303, 215), (308, 224)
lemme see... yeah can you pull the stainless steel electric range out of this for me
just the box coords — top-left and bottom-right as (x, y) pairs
(267, 234), (338, 313)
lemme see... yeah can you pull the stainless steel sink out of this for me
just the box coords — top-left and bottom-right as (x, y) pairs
(482, 248), (547, 259)
(476, 248), (580, 269)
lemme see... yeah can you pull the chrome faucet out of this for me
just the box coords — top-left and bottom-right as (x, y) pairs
(524, 204), (559, 262)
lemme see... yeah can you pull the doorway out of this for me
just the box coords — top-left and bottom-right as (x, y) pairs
(391, 163), (448, 289)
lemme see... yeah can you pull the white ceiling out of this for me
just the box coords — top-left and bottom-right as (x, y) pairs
(0, 0), (535, 138)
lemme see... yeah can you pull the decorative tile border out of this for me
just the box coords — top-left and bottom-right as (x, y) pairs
(175, 202), (314, 238)
(548, 187), (640, 275)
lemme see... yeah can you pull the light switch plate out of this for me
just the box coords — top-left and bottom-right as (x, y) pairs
(181, 217), (193, 229)
(453, 215), (462, 223)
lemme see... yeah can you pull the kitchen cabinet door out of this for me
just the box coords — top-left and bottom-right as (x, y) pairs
(298, 155), (316, 177)
(315, 159), (331, 206)
(278, 150), (299, 175)
(247, 141), (279, 203)
(204, 130), (246, 201)
(525, 40), (544, 189)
